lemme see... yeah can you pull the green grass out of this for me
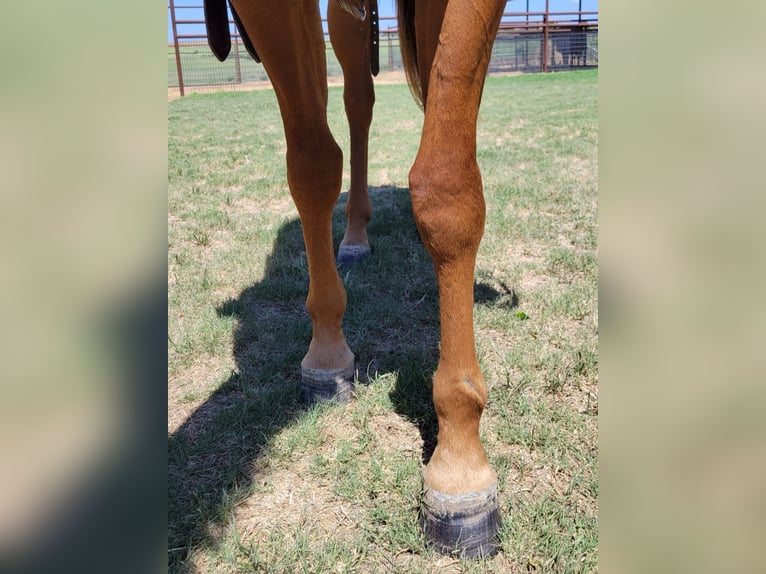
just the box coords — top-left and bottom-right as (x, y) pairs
(168, 70), (597, 573)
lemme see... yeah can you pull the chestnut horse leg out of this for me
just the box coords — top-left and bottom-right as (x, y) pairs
(406, 0), (506, 557)
(230, 0), (354, 403)
(328, 0), (375, 266)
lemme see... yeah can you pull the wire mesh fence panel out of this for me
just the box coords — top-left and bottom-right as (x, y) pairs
(491, 29), (544, 73)
(490, 25), (598, 74)
(169, 35), (409, 95)
(548, 26), (598, 70)
(174, 41), (269, 87)
(379, 31), (405, 73)
(168, 7), (597, 96)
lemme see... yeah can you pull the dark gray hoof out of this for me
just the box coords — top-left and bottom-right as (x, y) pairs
(300, 363), (355, 405)
(421, 483), (502, 559)
(336, 245), (370, 268)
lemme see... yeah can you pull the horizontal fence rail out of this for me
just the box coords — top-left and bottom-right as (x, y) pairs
(168, 2), (598, 97)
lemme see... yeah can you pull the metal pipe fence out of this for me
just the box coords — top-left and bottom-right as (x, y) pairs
(168, 3), (597, 97)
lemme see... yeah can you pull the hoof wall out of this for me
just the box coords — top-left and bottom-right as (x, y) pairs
(300, 364), (355, 405)
(421, 484), (502, 558)
(336, 245), (370, 268)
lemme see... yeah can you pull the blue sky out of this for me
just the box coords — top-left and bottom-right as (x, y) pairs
(169, 0), (598, 43)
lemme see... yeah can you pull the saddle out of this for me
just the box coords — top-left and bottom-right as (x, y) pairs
(204, 0), (380, 76)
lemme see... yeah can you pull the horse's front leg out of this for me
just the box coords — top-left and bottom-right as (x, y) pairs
(329, 0), (375, 266)
(230, 0), (354, 402)
(406, 0), (506, 558)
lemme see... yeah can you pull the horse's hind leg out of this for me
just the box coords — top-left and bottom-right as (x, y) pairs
(329, 0), (375, 266)
(230, 0), (354, 403)
(406, 0), (505, 558)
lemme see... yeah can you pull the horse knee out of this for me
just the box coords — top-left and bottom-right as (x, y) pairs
(344, 81), (374, 128)
(408, 155), (485, 263)
(286, 131), (343, 213)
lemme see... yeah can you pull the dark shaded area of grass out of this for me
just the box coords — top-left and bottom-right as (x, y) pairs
(168, 185), (516, 572)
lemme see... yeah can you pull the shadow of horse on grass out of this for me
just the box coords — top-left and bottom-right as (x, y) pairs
(167, 186), (511, 572)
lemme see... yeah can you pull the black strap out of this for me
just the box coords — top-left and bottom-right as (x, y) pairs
(203, 0), (231, 62)
(229, 1), (261, 63)
(203, 0), (260, 63)
(370, 0), (379, 76)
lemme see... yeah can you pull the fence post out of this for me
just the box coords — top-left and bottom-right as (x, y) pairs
(542, 0), (550, 73)
(234, 37), (242, 83)
(168, 0), (184, 96)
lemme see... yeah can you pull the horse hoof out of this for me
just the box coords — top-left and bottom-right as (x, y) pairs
(421, 483), (502, 559)
(300, 363), (355, 404)
(336, 244), (371, 268)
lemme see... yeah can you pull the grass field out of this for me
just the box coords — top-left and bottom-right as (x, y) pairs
(168, 69), (598, 573)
